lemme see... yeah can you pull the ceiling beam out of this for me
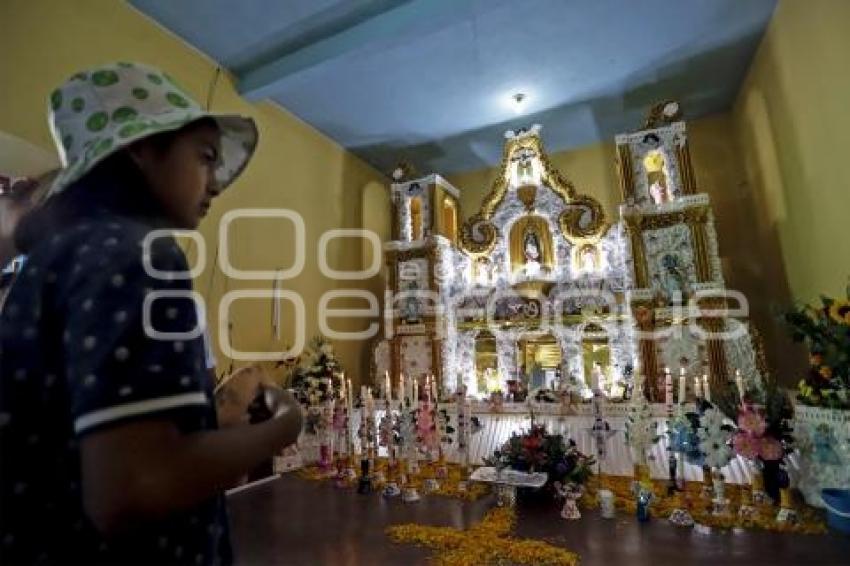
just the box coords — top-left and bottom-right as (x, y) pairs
(237, 0), (470, 101)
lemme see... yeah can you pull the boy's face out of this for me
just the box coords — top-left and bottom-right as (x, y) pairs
(132, 122), (223, 230)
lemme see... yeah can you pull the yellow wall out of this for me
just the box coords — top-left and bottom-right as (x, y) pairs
(0, 0), (390, 384)
(447, 114), (798, 378)
(733, 0), (850, 304)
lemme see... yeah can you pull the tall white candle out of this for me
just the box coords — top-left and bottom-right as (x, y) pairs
(430, 374), (438, 403)
(678, 367), (687, 405)
(735, 369), (745, 402)
(702, 374), (711, 403)
(664, 367), (673, 407)
(694, 374), (702, 399)
(399, 373), (406, 405)
(385, 371), (392, 402)
(413, 376), (419, 405)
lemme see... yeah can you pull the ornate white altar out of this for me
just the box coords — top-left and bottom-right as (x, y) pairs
(368, 103), (771, 482)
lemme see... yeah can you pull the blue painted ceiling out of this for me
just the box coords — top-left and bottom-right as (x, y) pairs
(130, 0), (777, 175)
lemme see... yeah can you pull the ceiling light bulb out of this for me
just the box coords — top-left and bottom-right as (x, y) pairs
(511, 93), (527, 114)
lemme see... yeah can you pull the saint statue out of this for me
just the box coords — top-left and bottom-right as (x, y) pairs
(579, 245), (597, 273)
(590, 362), (604, 393)
(403, 280), (421, 323)
(523, 231), (541, 264)
(660, 254), (688, 301)
(649, 179), (672, 205)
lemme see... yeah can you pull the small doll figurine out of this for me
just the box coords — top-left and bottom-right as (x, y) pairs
(554, 481), (583, 520)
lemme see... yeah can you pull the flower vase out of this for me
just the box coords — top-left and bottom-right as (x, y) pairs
(761, 459), (782, 504)
(711, 468), (730, 516)
(701, 466), (714, 499)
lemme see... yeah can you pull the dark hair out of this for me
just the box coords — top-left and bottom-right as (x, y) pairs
(14, 118), (217, 254)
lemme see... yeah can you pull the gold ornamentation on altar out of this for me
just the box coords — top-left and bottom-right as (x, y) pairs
(558, 194), (608, 240)
(461, 129), (609, 255)
(516, 184), (537, 211)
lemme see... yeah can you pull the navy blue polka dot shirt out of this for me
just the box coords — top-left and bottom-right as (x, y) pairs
(0, 212), (232, 564)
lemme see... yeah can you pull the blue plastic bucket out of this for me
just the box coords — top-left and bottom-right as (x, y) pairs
(821, 489), (850, 534)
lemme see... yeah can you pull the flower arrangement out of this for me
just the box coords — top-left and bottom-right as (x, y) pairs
(484, 424), (595, 487)
(624, 376), (660, 464)
(784, 283), (850, 408)
(288, 335), (344, 406)
(666, 405), (705, 466)
(697, 406), (735, 469)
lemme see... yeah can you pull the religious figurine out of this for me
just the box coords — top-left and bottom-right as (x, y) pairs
(649, 179), (672, 205)
(402, 280), (422, 323)
(579, 245), (597, 273)
(589, 362), (604, 393)
(660, 254), (688, 301)
(523, 230), (542, 272)
(554, 481), (583, 520)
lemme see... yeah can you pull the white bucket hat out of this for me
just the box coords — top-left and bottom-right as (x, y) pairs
(46, 62), (258, 197)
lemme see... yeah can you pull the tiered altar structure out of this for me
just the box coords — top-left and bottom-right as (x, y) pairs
(373, 102), (766, 406)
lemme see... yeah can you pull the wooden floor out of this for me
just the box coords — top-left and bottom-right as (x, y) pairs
(227, 475), (850, 565)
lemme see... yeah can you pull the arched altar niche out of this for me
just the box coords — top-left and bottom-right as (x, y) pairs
(581, 323), (614, 394)
(643, 149), (674, 205)
(516, 332), (561, 391)
(410, 196), (423, 240)
(474, 330), (498, 395)
(509, 215), (555, 275)
(441, 196), (458, 244)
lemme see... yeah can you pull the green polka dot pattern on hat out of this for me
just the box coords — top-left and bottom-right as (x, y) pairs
(91, 70), (119, 87)
(51, 90), (62, 111)
(47, 61), (258, 197)
(86, 112), (109, 132)
(166, 92), (190, 109)
(111, 107), (138, 123)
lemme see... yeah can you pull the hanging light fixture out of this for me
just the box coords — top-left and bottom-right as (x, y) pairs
(511, 92), (527, 114)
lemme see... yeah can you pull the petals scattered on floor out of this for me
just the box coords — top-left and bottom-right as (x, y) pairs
(386, 506), (580, 566)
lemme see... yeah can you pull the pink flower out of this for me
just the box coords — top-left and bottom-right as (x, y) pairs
(733, 432), (760, 459)
(759, 437), (784, 461)
(737, 407), (766, 436)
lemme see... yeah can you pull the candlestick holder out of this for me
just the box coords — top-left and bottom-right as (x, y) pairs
(738, 485), (758, 521)
(356, 458), (372, 494)
(775, 488), (798, 524)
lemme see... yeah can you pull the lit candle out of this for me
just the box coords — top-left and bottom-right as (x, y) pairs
(413, 376), (419, 405)
(735, 369), (745, 403)
(664, 367), (673, 407)
(702, 374), (711, 403)
(430, 374), (438, 403)
(399, 373), (406, 405)
(694, 374), (702, 399)
(385, 371), (392, 403)
(678, 367), (686, 405)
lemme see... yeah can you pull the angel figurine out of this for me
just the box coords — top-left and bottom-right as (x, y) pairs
(554, 481), (583, 520)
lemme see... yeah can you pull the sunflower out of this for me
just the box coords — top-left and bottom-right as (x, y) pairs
(828, 300), (850, 325)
